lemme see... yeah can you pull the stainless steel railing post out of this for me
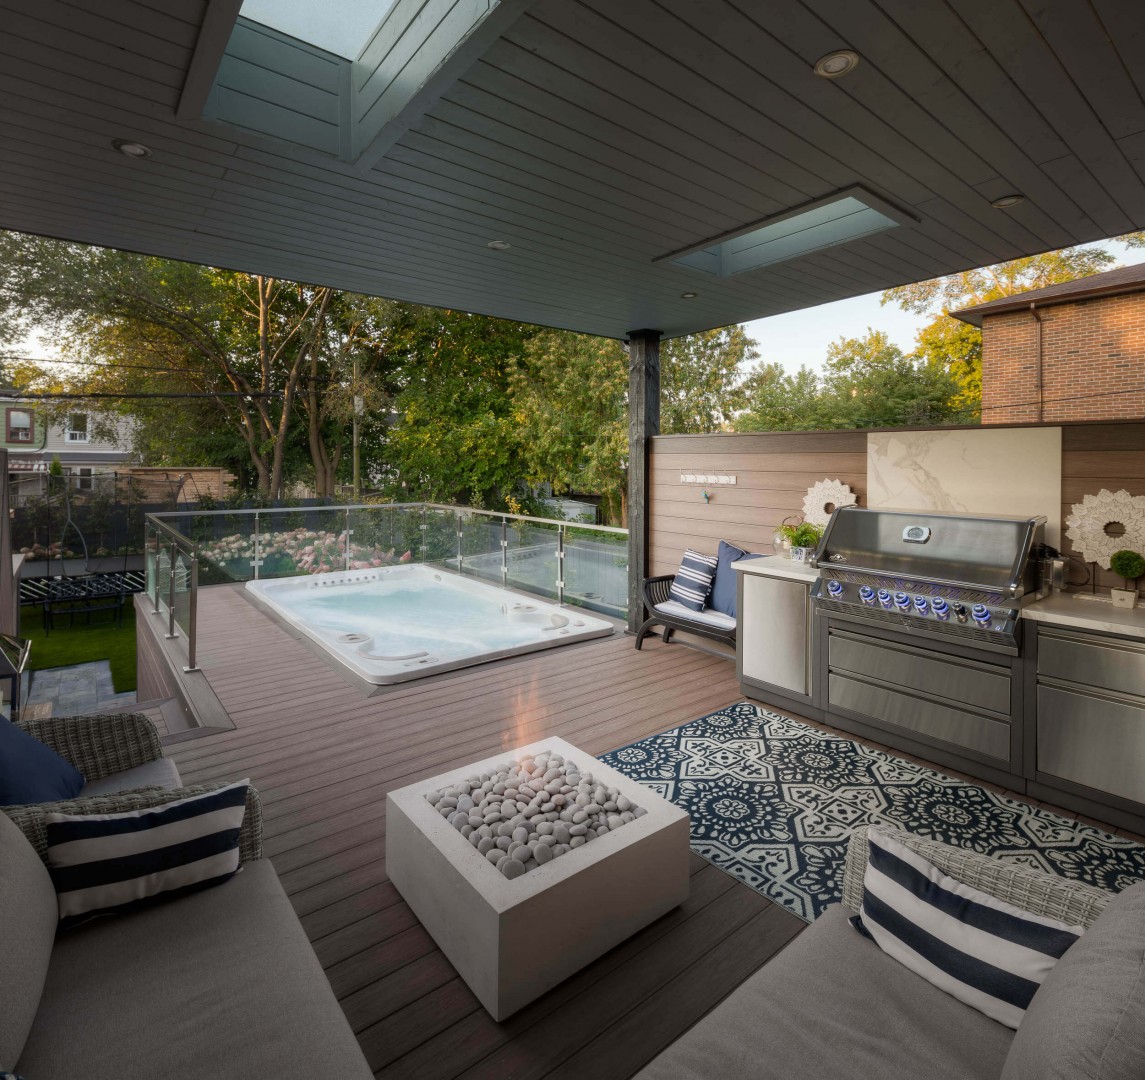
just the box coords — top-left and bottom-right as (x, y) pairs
(165, 541), (178, 639)
(500, 516), (508, 586)
(556, 523), (565, 607)
(183, 555), (199, 672)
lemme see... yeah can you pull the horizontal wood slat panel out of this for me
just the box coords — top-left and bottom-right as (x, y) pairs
(1062, 451), (1145, 477)
(651, 432), (868, 455)
(652, 451), (868, 474)
(1062, 424), (1145, 452)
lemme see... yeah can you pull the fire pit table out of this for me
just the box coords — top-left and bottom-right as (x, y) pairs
(386, 736), (690, 1020)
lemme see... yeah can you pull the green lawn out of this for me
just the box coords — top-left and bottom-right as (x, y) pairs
(21, 601), (137, 693)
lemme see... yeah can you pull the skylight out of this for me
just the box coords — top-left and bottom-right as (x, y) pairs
(240, 0), (399, 59)
(668, 188), (912, 277)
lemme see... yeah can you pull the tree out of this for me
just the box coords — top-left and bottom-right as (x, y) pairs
(0, 233), (397, 499)
(736, 329), (971, 431)
(660, 326), (756, 432)
(513, 326), (758, 525)
(380, 306), (536, 508)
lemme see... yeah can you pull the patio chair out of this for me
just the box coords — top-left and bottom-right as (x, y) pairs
(12, 711), (181, 798)
(634, 573), (737, 651)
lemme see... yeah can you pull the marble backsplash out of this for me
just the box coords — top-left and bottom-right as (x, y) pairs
(867, 428), (1062, 547)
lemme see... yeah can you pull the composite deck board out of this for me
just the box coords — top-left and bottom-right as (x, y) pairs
(168, 585), (801, 1079)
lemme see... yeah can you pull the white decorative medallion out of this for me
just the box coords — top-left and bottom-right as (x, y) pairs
(802, 478), (857, 527)
(1065, 489), (1145, 568)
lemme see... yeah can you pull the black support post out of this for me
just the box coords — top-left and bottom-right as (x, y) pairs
(626, 328), (661, 634)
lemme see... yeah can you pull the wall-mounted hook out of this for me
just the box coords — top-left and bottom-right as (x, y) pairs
(701, 489), (711, 503)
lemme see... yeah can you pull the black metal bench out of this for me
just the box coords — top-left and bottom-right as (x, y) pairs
(634, 574), (737, 650)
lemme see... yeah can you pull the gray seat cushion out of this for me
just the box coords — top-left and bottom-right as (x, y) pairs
(1001, 881), (1145, 1080)
(17, 858), (373, 1080)
(654, 600), (736, 631)
(636, 904), (1013, 1080)
(79, 755), (181, 796)
(0, 811), (58, 1066)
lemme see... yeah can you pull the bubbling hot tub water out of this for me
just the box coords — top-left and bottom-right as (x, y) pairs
(426, 749), (646, 879)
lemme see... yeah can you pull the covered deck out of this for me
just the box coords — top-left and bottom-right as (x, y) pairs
(157, 585), (799, 1077)
(147, 582), (1144, 1077)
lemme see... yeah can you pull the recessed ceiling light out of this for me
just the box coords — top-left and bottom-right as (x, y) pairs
(991, 194), (1025, 209)
(112, 139), (152, 159)
(680, 291), (698, 299)
(486, 240), (511, 250)
(813, 50), (860, 79)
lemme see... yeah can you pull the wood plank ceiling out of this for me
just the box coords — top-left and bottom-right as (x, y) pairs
(2, 0), (1145, 339)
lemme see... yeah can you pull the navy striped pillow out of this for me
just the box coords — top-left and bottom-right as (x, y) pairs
(855, 829), (1084, 1028)
(45, 780), (249, 927)
(668, 549), (718, 611)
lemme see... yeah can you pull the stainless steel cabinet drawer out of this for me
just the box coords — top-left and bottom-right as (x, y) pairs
(1037, 684), (1145, 805)
(829, 631), (1010, 715)
(829, 673), (1011, 762)
(1038, 627), (1145, 698)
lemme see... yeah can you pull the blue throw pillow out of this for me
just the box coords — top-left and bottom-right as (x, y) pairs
(668, 549), (718, 611)
(708, 540), (751, 618)
(0, 717), (84, 806)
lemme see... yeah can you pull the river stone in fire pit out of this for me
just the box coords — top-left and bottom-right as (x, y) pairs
(425, 752), (647, 878)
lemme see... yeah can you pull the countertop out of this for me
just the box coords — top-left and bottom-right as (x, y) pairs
(1022, 592), (1145, 640)
(730, 555), (819, 583)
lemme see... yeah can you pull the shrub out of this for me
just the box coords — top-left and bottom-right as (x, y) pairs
(1109, 549), (1145, 590)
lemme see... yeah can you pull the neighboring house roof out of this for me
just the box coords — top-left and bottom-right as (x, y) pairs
(952, 261), (1145, 326)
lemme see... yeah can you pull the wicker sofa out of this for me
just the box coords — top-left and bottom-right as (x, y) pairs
(2, 782), (374, 1079)
(11, 711), (182, 797)
(637, 825), (1142, 1080)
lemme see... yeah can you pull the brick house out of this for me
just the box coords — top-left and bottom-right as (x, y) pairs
(953, 262), (1145, 424)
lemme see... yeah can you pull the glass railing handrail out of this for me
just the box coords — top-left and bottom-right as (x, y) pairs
(148, 502), (628, 537)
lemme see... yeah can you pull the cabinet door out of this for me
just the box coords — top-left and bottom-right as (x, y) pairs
(1038, 628), (1145, 698)
(740, 574), (809, 695)
(1037, 684), (1145, 805)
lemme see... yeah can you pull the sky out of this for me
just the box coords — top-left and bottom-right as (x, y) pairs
(742, 237), (1144, 376)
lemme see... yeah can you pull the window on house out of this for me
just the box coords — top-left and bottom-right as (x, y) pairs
(66, 412), (89, 443)
(73, 467), (93, 492)
(7, 409), (33, 442)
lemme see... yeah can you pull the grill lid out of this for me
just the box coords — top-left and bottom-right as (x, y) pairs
(815, 507), (1045, 597)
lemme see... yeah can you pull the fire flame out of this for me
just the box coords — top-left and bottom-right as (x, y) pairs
(504, 673), (544, 751)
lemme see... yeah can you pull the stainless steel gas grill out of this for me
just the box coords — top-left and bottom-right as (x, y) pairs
(809, 507), (1049, 786)
(811, 508), (1047, 656)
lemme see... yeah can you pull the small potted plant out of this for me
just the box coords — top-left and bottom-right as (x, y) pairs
(1109, 549), (1145, 609)
(778, 520), (824, 564)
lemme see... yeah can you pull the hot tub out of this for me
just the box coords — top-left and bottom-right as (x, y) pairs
(244, 565), (614, 684)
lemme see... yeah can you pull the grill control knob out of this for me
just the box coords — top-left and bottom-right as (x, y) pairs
(952, 602), (967, 622)
(971, 604), (992, 626)
(893, 591), (911, 610)
(932, 597), (949, 619)
(913, 595), (929, 613)
(877, 589), (892, 606)
(858, 585), (875, 603)
(826, 579), (844, 597)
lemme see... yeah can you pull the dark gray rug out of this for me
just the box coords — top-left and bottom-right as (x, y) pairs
(601, 702), (1145, 922)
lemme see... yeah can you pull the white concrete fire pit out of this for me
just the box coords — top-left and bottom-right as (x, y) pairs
(386, 736), (690, 1020)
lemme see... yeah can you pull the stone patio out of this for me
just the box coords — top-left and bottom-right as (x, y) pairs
(26, 661), (137, 715)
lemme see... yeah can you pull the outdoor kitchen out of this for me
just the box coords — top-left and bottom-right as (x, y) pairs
(711, 423), (1145, 838)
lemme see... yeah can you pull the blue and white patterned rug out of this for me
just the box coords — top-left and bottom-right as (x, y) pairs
(600, 702), (1145, 923)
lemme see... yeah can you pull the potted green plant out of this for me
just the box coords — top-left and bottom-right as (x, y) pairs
(778, 520), (824, 564)
(1108, 549), (1145, 609)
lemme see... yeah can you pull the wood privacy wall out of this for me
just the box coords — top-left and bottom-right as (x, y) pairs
(648, 431), (866, 577)
(1060, 423), (1145, 592)
(650, 422), (1145, 589)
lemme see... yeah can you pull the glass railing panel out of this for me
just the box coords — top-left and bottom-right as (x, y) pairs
(255, 506), (353, 578)
(173, 549), (193, 641)
(145, 527), (159, 606)
(504, 519), (560, 602)
(190, 512), (262, 583)
(457, 511), (503, 582)
(563, 526), (628, 620)
(419, 506), (456, 568)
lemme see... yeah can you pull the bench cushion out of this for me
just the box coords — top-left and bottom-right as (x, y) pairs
(17, 858), (373, 1079)
(636, 904), (1013, 1080)
(79, 755), (182, 797)
(0, 812), (58, 1067)
(654, 600), (736, 631)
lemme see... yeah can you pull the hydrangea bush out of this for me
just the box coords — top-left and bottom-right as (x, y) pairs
(197, 528), (413, 577)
